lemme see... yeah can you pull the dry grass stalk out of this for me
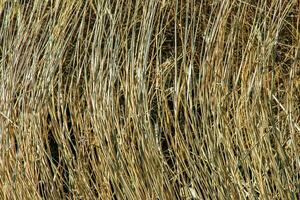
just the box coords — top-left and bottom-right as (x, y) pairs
(0, 0), (299, 199)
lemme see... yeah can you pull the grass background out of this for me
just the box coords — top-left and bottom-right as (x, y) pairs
(0, 0), (299, 199)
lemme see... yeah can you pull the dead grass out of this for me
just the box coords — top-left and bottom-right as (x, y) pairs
(0, 0), (299, 199)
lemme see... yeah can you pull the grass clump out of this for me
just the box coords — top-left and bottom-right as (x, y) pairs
(0, 0), (299, 199)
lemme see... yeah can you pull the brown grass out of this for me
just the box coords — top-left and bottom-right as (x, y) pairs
(0, 0), (299, 199)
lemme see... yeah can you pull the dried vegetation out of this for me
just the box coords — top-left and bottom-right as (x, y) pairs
(0, 0), (299, 199)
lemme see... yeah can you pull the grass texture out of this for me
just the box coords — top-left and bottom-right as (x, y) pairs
(0, 0), (299, 199)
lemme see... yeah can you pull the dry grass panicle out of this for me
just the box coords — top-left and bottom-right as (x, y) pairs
(0, 0), (299, 199)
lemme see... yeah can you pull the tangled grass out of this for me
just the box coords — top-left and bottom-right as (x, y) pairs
(0, 0), (299, 199)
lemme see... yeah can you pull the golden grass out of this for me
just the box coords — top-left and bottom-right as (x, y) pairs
(0, 0), (299, 199)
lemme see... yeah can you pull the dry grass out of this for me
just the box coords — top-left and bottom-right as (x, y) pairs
(0, 0), (299, 199)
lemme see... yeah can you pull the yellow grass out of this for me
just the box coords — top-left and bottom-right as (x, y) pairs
(0, 0), (299, 199)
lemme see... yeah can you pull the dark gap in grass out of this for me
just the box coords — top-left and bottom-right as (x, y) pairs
(44, 104), (77, 198)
